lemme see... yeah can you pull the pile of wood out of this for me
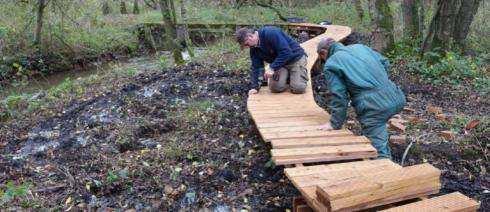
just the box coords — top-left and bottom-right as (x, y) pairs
(316, 164), (440, 211)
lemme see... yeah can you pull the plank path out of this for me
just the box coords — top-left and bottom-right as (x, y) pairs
(245, 24), (480, 211)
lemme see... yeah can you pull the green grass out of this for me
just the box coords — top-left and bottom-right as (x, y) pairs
(0, 181), (31, 206)
(194, 37), (249, 71)
(388, 40), (489, 93)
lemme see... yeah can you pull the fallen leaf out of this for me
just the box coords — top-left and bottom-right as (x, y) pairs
(403, 107), (416, 113)
(389, 121), (406, 132)
(465, 120), (480, 130)
(65, 196), (72, 205)
(389, 135), (406, 145)
(427, 105), (443, 115)
(435, 114), (447, 121)
(440, 130), (456, 140)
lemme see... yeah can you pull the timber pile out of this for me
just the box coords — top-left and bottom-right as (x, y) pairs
(246, 24), (480, 211)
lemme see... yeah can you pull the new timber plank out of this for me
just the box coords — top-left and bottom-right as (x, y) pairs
(253, 115), (329, 124)
(272, 144), (377, 165)
(260, 125), (336, 133)
(315, 164), (441, 212)
(380, 192), (480, 212)
(256, 120), (328, 128)
(270, 136), (371, 149)
(284, 159), (400, 178)
(285, 160), (402, 211)
(251, 111), (329, 119)
(262, 129), (353, 141)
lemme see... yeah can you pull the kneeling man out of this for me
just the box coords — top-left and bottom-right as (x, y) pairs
(235, 26), (308, 95)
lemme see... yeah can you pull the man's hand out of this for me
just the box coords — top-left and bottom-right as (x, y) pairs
(248, 89), (258, 95)
(318, 122), (333, 131)
(263, 70), (274, 80)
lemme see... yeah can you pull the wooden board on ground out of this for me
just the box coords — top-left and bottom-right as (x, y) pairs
(315, 163), (441, 212)
(272, 144), (377, 165)
(271, 136), (371, 149)
(262, 129), (354, 141)
(285, 159), (402, 211)
(380, 192), (480, 212)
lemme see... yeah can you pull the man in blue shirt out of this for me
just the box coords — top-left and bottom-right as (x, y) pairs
(235, 27), (308, 95)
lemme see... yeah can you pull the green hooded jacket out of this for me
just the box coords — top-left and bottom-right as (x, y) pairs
(323, 42), (405, 129)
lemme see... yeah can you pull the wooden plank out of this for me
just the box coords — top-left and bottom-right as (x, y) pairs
(256, 120), (328, 128)
(315, 164), (441, 212)
(317, 177), (383, 201)
(260, 125), (333, 134)
(350, 184), (439, 212)
(271, 136), (370, 149)
(272, 144), (377, 165)
(286, 160), (402, 212)
(380, 192), (480, 212)
(262, 129), (353, 140)
(252, 115), (329, 124)
(249, 109), (325, 116)
(248, 108), (321, 114)
(251, 111), (328, 119)
(248, 106), (319, 112)
(285, 159), (400, 178)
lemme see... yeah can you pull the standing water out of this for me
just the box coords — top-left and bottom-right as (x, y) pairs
(0, 54), (166, 99)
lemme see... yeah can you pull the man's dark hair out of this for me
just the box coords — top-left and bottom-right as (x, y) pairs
(235, 27), (255, 45)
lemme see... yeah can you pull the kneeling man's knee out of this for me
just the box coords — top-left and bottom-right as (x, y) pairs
(269, 84), (287, 93)
(290, 83), (306, 94)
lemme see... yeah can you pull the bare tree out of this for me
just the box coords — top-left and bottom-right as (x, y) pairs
(102, 0), (111, 15)
(370, 0), (395, 52)
(133, 0), (140, 14)
(422, 0), (482, 53)
(402, 0), (423, 39)
(35, 0), (48, 47)
(159, 0), (184, 64)
(120, 0), (128, 14)
(352, 0), (364, 21)
(179, 0), (194, 58)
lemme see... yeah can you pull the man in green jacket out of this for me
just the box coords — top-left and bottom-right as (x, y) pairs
(316, 38), (406, 159)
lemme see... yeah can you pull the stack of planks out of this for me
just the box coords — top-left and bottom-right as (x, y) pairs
(286, 160), (479, 212)
(315, 163), (441, 211)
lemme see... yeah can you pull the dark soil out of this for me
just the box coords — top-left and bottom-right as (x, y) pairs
(0, 63), (297, 210)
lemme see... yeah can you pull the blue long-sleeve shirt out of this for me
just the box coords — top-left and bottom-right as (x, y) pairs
(249, 26), (305, 89)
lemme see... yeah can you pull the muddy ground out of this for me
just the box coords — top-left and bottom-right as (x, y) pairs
(1, 56), (488, 210)
(0, 63), (298, 210)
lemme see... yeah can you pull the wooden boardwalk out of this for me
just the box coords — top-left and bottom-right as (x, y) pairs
(246, 24), (480, 211)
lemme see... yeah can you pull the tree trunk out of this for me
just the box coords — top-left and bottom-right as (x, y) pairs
(133, 0), (140, 14)
(422, 0), (481, 53)
(179, 0), (194, 58)
(102, 1), (111, 15)
(371, 0), (395, 52)
(352, 0), (364, 21)
(453, 0), (481, 48)
(402, 0), (422, 39)
(120, 1), (128, 14)
(159, 0), (184, 65)
(35, 0), (47, 47)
